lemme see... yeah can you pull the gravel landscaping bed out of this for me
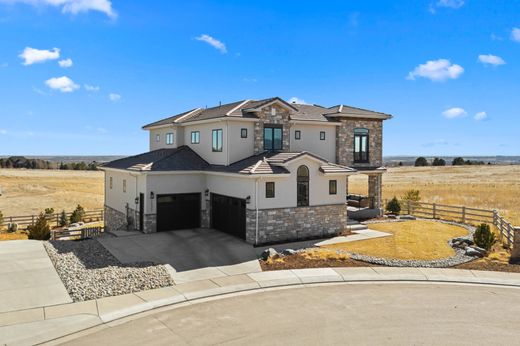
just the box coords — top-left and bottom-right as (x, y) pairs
(44, 239), (174, 301)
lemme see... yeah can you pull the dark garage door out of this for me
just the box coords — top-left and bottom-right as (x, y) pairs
(156, 193), (201, 232)
(211, 193), (246, 239)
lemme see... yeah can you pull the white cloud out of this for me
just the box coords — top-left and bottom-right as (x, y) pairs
(442, 107), (467, 119)
(407, 59), (464, 82)
(474, 111), (487, 121)
(511, 28), (520, 42)
(58, 58), (73, 67)
(288, 97), (307, 105)
(0, 0), (117, 18)
(109, 93), (121, 101)
(478, 54), (505, 66)
(45, 76), (79, 92)
(436, 0), (464, 8)
(84, 84), (100, 91)
(242, 77), (257, 83)
(195, 34), (227, 53)
(0, 62), (7, 68)
(19, 47), (60, 65)
(0, 129), (7, 135)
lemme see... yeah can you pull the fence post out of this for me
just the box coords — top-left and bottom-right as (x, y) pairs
(432, 203), (437, 219)
(507, 223), (513, 248)
(461, 206), (466, 224)
(407, 200), (411, 215)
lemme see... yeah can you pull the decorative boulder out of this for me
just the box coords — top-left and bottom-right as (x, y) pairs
(281, 249), (297, 256)
(452, 237), (474, 246)
(387, 214), (398, 219)
(400, 215), (416, 220)
(260, 248), (279, 261)
(465, 247), (484, 258)
(471, 246), (488, 256)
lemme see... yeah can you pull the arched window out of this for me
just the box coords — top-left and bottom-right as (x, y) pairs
(297, 165), (309, 207)
(354, 128), (369, 163)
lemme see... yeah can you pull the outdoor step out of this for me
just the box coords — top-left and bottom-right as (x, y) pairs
(346, 224), (369, 231)
(347, 219), (360, 226)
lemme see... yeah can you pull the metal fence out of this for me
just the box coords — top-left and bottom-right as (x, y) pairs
(1, 209), (104, 230)
(395, 200), (517, 248)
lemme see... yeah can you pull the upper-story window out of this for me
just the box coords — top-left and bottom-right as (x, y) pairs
(265, 182), (275, 198)
(191, 131), (200, 144)
(320, 131), (326, 140)
(241, 128), (248, 138)
(354, 128), (369, 163)
(264, 125), (282, 151)
(295, 130), (301, 140)
(166, 133), (174, 145)
(156, 134), (160, 142)
(212, 129), (223, 152)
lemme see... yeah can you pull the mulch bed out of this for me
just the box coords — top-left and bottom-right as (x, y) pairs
(260, 255), (374, 271)
(455, 261), (520, 273)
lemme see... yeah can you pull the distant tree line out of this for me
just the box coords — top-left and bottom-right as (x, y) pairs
(414, 156), (489, 167)
(0, 156), (98, 171)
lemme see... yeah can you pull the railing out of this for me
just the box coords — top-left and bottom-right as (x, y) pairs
(1, 209), (104, 230)
(397, 200), (517, 248)
(51, 226), (104, 241)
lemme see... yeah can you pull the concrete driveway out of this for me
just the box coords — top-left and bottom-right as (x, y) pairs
(63, 282), (520, 345)
(0, 240), (71, 313)
(98, 229), (261, 275)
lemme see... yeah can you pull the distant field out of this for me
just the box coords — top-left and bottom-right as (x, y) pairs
(349, 165), (520, 225)
(0, 169), (104, 217)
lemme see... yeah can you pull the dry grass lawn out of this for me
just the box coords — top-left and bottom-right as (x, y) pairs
(0, 232), (28, 241)
(0, 169), (104, 217)
(324, 220), (468, 260)
(349, 165), (520, 225)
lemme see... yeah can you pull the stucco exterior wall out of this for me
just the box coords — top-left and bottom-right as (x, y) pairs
(146, 173), (206, 214)
(149, 126), (179, 151)
(104, 170), (146, 215)
(228, 121), (255, 164)
(182, 122), (228, 165)
(206, 174), (256, 207)
(289, 124), (337, 162)
(336, 119), (383, 168)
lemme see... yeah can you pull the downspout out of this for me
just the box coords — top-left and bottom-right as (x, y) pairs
(130, 173), (139, 231)
(255, 177), (259, 245)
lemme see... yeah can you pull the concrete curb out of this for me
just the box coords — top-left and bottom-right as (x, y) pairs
(2, 267), (520, 345)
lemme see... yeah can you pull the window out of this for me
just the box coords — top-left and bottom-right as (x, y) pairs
(109, 177), (113, 189)
(263, 125), (283, 151)
(295, 130), (301, 140)
(241, 128), (248, 138)
(166, 133), (174, 145)
(354, 128), (369, 163)
(156, 134), (160, 142)
(329, 180), (337, 195)
(320, 131), (326, 140)
(271, 107), (276, 116)
(191, 131), (200, 144)
(212, 129), (223, 152)
(266, 182), (275, 198)
(297, 165), (309, 207)
(123, 179), (126, 193)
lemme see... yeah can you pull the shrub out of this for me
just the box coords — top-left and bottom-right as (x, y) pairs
(402, 189), (421, 202)
(386, 197), (401, 215)
(473, 224), (496, 251)
(44, 208), (54, 215)
(432, 158), (446, 166)
(69, 204), (85, 224)
(27, 213), (51, 240)
(414, 157), (429, 167)
(59, 210), (68, 227)
(452, 157), (465, 166)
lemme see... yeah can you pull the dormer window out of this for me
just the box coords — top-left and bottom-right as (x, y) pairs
(166, 133), (174, 145)
(264, 125), (282, 151)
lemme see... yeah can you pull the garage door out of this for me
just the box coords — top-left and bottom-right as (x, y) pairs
(156, 193), (201, 232)
(211, 193), (246, 239)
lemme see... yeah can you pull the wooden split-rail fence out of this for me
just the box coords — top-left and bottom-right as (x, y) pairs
(1, 209), (104, 230)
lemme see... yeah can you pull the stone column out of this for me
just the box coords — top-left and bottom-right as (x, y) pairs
(368, 174), (383, 211)
(511, 227), (520, 263)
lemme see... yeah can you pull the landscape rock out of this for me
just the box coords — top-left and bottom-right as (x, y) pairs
(471, 246), (488, 256)
(281, 249), (297, 256)
(387, 214), (398, 219)
(400, 215), (416, 220)
(452, 237), (474, 246)
(260, 248), (279, 261)
(465, 247), (484, 258)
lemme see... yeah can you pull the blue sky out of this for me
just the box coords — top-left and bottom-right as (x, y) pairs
(0, 0), (519, 156)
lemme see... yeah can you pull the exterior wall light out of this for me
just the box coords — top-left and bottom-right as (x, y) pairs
(150, 191), (155, 199)
(246, 196), (251, 204)
(205, 189), (209, 197)
(134, 197), (139, 205)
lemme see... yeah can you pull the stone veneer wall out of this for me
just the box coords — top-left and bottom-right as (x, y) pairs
(336, 119), (383, 167)
(253, 104), (292, 154)
(201, 199), (210, 228)
(104, 205), (127, 232)
(245, 204), (347, 245)
(143, 214), (156, 234)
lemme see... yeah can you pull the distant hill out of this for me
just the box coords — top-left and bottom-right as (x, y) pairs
(384, 156), (520, 167)
(0, 155), (124, 164)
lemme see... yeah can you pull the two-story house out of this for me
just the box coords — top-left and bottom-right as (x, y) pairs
(101, 97), (392, 245)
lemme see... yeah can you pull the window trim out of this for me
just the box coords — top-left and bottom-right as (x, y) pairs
(265, 182), (275, 198)
(241, 128), (248, 138)
(263, 125), (283, 151)
(353, 128), (369, 163)
(212, 129), (223, 152)
(295, 130), (301, 140)
(165, 132), (174, 145)
(191, 131), (200, 144)
(329, 180), (337, 195)
(320, 131), (326, 141)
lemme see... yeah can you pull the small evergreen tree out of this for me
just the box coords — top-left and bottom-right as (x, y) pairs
(69, 204), (85, 224)
(59, 210), (68, 227)
(473, 224), (496, 251)
(398, 161), (403, 166)
(27, 213), (51, 240)
(402, 189), (421, 202)
(414, 157), (429, 167)
(386, 197), (401, 215)
(432, 158), (446, 166)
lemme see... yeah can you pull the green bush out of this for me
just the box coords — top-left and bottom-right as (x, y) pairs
(27, 213), (51, 240)
(59, 210), (68, 227)
(452, 157), (465, 166)
(69, 204), (85, 224)
(414, 157), (429, 167)
(402, 189), (421, 202)
(432, 158), (446, 166)
(473, 223), (496, 251)
(386, 197), (401, 215)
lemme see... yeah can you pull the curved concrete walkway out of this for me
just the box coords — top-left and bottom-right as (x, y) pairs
(2, 267), (520, 345)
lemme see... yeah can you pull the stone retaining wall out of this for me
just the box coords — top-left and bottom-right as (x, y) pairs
(104, 205), (127, 232)
(246, 204), (347, 245)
